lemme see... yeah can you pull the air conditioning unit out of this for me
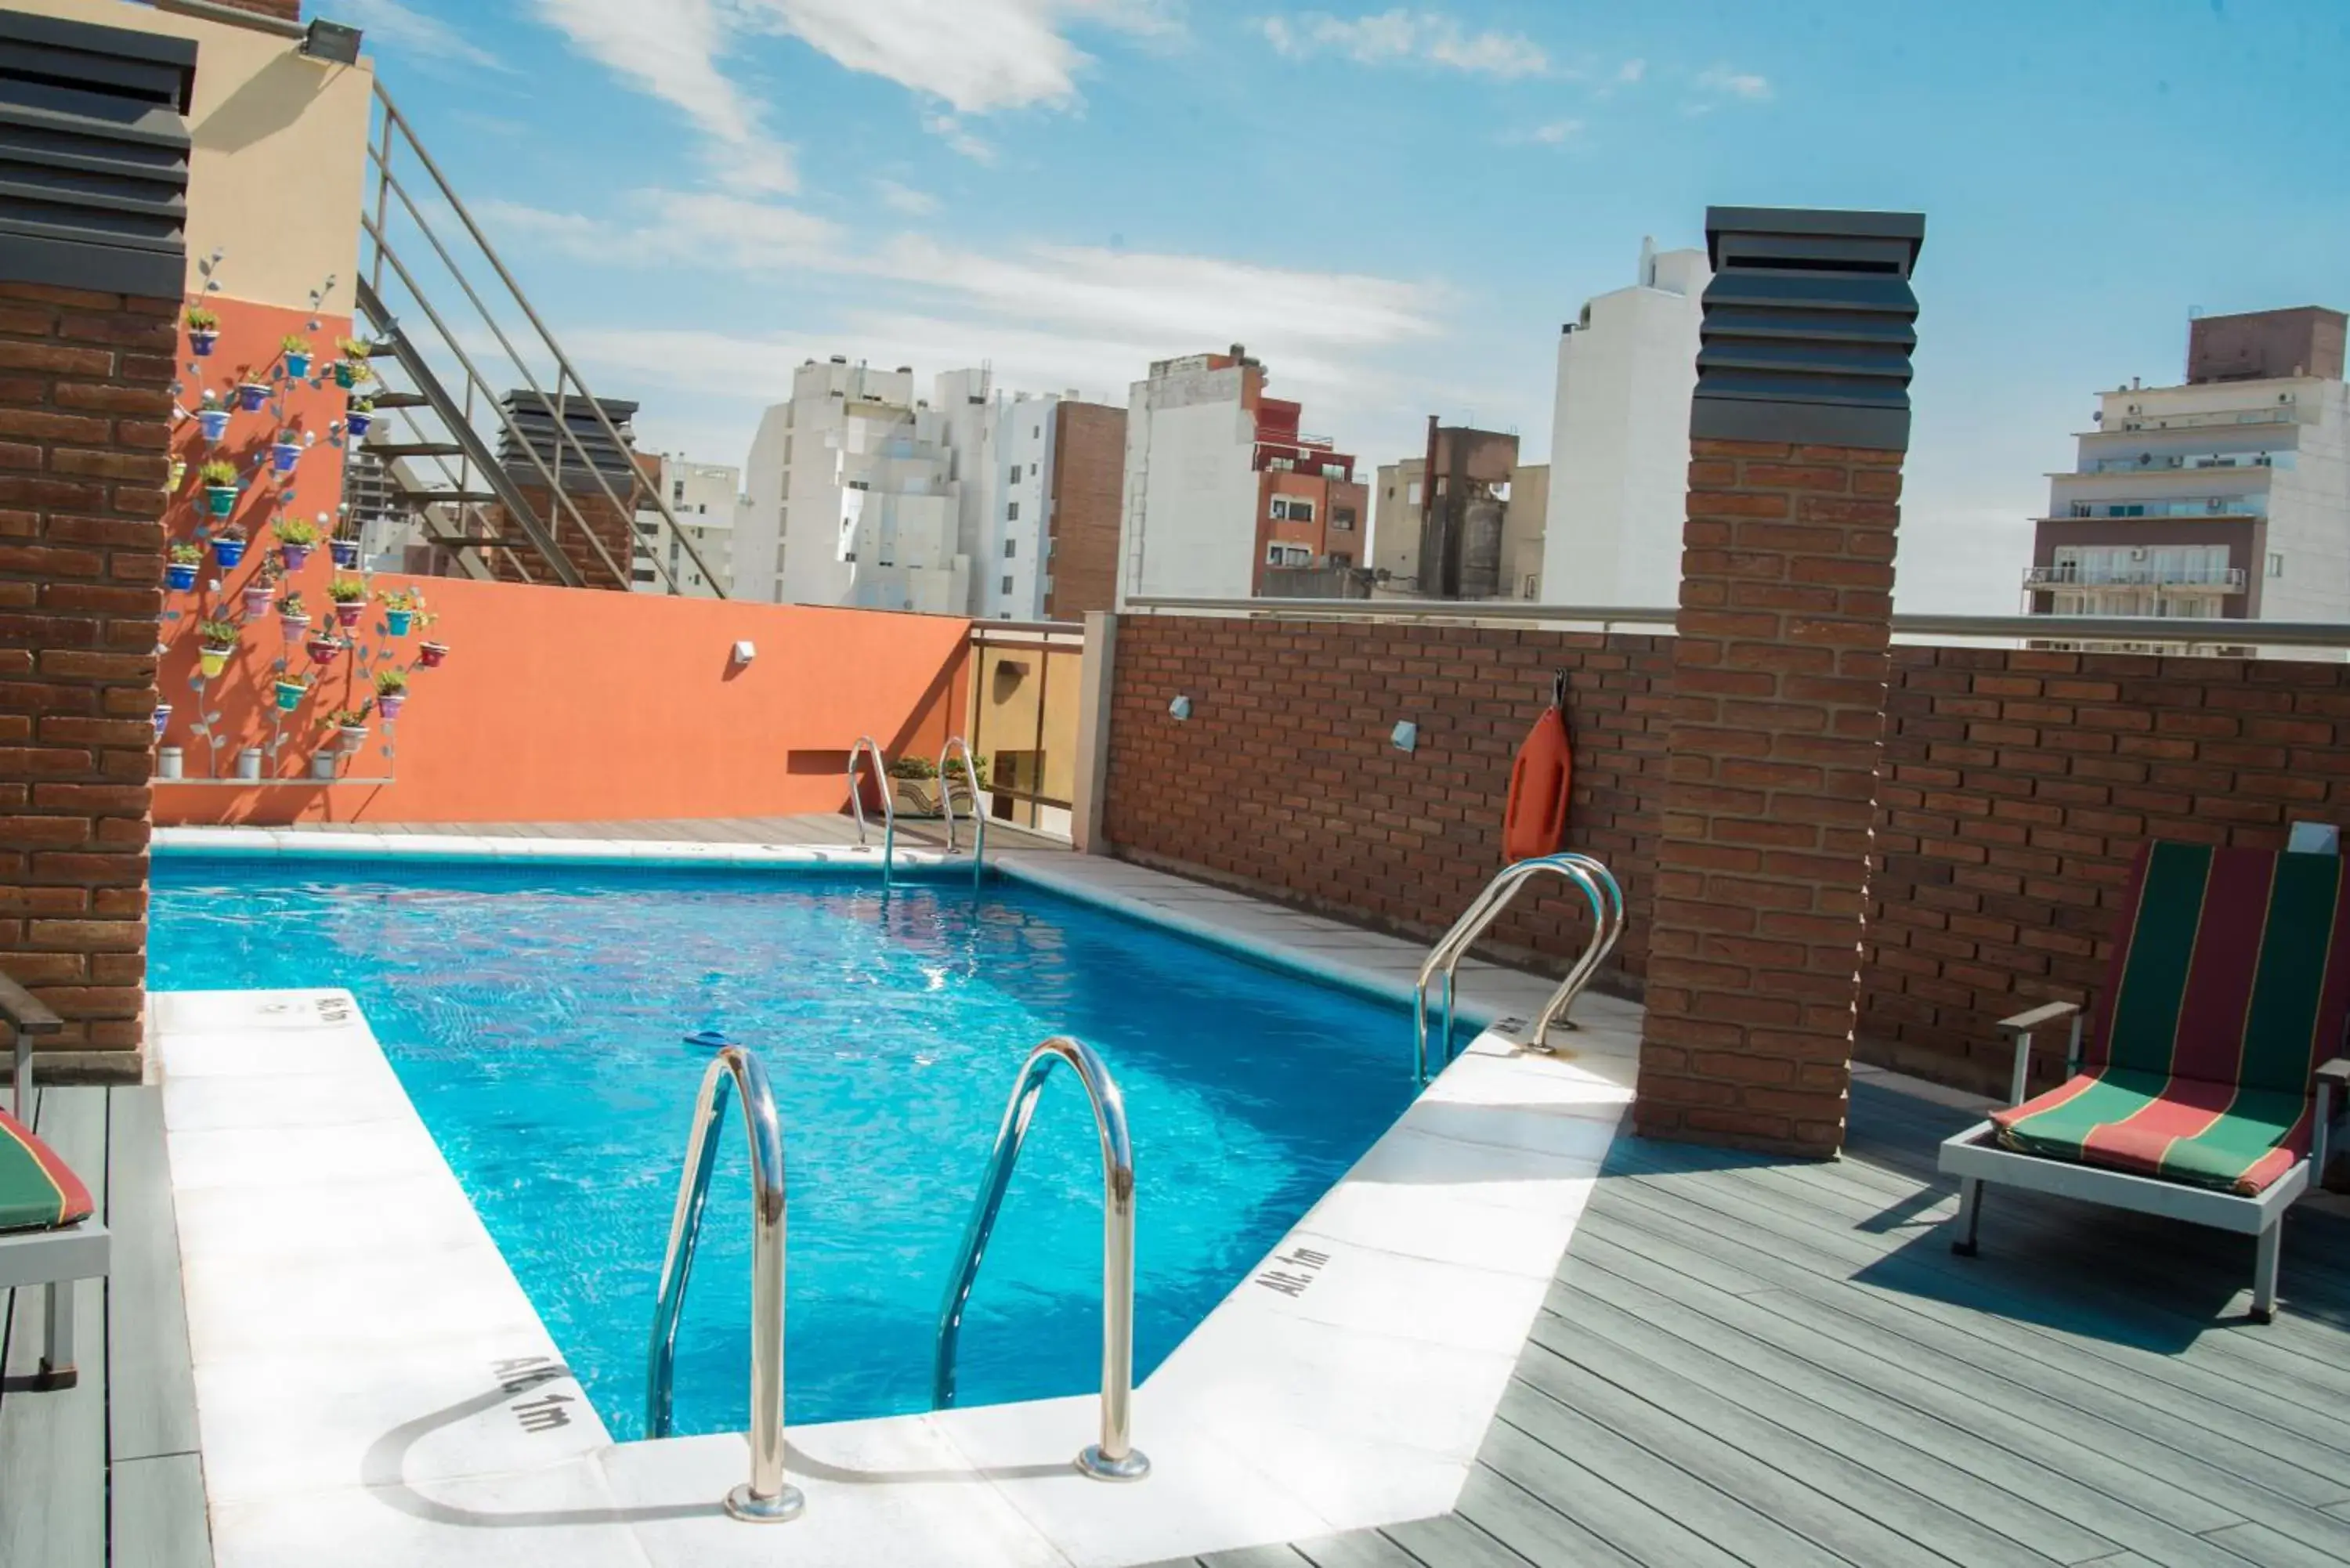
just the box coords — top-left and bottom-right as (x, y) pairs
(2128, 547), (2148, 562)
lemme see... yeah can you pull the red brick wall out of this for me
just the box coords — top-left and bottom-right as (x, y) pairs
(0, 283), (175, 1074)
(1101, 615), (1669, 988)
(1860, 645), (2350, 1097)
(1047, 402), (1124, 620)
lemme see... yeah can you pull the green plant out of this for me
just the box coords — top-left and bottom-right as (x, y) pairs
(184, 307), (218, 331)
(276, 590), (308, 617)
(381, 587), (426, 612)
(349, 393), (375, 412)
(373, 667), (408, 696)
(169, 542), (202, 565)
(196, 616), (239, 649)
(276, 515), (320, 547)
(198, 459), (239, 486)
(280, 334), (309, 354)
(327, 577), (367, 604)
(336, 336), (372, 359)
(888, 755), (936, 780)
(323, 704), (371, 729)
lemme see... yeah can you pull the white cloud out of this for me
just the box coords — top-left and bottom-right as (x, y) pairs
(472, 192), (844, 272)
(874, 179), (939, 216)
(735, 0), (1080, 114)
(920, 110), (998, 164)
(339, 0), (506, 70)
(1616, 57), (1645, 84)
(532, 0), (799, 192)
(1518, 118), (1582, 146)
(1256, 9), (1550, 79)
(1694, 64), (1771, 101)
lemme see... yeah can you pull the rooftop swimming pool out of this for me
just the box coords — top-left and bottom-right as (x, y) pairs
(150, 857), (1416, 1439)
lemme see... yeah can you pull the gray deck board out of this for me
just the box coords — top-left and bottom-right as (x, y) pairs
(110, 1453), (211, 1568)
(106, 1087), (201, 1465)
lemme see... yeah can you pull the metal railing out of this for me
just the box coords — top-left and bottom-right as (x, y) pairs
(359, 83), (725, 596)
(645, 1046), (802, 1523)
(845, 736), (896, 889)
(940, 735), (986, 885)
(933, 1036), (1149, 1483)
(1415, 854), (1623, 1084)
(2023, 565), (2247, 591)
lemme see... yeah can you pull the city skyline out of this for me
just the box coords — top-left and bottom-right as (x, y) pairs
(344, 0), (2350, 612)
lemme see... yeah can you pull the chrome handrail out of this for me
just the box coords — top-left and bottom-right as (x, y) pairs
(1414, 853), (1620, 1082)
(845, 735), (896, 890)
(645, 1046), (802, 1523)
(939, 735), (986, 886)
(933, 1036), (1149, 1483)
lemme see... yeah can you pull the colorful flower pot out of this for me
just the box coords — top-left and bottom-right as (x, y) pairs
(280, 542), (312, 571)
(189, 329), (217, 357)
(270, 441), (300, 475)
(377, 692), (406, 721)
(330, 539), (360, 569)
(204, 485), (237, 518)
(337, 724), (369, 753)
(152, 703), (171, 738)
(334, 361), (357, 388)
(306, 635), (341, 667)
(284, 351), (312, 379)
(384, 609), (413, 637)
(211, 534), (246, 569)
(274, 680), (306, 712)
(345, 410), (374, 438)
(197, 408), (230, 442)
(164, 561), (198, 591)
(240, 584), (271, 619)
(278, 612), (310, 641)
(235, 382), (269, 412)
(198, 644), (232, 679)
(418, 641), (449, 670)
(332, 600), (363, 629)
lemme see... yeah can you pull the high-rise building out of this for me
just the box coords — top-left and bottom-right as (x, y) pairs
(1119, 349), (1365, 602)
(1045, 399), (1126, 620)
(631, 455), (736, 598)
(1542, 239), (1709, 606)
(1371, 449), (1549, 601)
(2023, 305), (2349, 652)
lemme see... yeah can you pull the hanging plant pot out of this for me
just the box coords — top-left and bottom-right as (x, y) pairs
(279, 610), (311, 641)
(197, 408), (230, 442)
(306, 635), (342, 667)
(269, 440), (301, 475)
(332, 599), (364, 630)
(377, 692), (407, 721)
(235, 382), (269, 412)
(336, 723), (369, 754)
(211, 533), (246, 569)
(284, 350), (312, 380)
(344, 409), (374, 438)
(333, 360), (355, 388)
(417, 641), (449, 670)
(330, 538), (361, 569)
(152, 703), (172, 738)
(189, 328), (218, 357)
(240, 583), (271, 619)
(384, 608), (414, 637)
(204, 484), (237, 519)
(164, 559), (199, 591)
(280, 541), (313, 570)
(273, 678), (306, 713)
(198, 641), (233, 679)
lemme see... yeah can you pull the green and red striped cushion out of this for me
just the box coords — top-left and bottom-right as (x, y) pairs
(1991, 841), (2350, 1196)
(0, 1107), (94, 1234)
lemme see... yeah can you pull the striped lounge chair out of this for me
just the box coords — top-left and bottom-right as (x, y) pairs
(1940, 840), (2350, 1323)
(0, 974), (108, 1388)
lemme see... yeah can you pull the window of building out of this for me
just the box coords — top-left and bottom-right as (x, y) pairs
(1003, 539), (1017, 558)
(1263, 543), (1312, 566)
(1329, 551), (1352, 569)
(1007, 502), (1019, 520)
(2270, 552), (2286, 577)
(1406, 481), (1423, 506)
(1331, 505), (1357, 531)
(1000, 575), (1014, 594)
(1009, 465), (1021, 486)
(1270, 496), (1316, 523)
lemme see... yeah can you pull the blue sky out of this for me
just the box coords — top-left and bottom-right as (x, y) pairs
(340, 1), (2350, 611)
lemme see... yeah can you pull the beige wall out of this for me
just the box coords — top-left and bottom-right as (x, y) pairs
(1502, 463), (1549, 601)
(23, 2), (373, 313)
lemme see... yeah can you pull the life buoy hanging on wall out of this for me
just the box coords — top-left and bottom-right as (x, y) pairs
(1502, 670), (1574, 864)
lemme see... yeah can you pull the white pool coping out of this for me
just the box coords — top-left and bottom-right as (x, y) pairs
(156, 844), (1638, 1567)
(154, 826), (967, 873)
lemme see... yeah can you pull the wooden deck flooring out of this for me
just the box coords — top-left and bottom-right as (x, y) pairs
(9, 1074), (2347, 1567)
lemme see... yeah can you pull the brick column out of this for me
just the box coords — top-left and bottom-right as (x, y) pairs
(0, 284), (175, 1076)
(1636, 206), (1925, 1158)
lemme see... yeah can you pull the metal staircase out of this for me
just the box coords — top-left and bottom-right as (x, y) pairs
(347, 85), (726, 595)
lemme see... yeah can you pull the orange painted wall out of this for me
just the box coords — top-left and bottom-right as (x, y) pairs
(156, 573), (974, 825)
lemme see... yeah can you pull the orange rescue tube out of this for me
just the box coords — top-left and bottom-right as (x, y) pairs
(1502, 702), (1573, 864)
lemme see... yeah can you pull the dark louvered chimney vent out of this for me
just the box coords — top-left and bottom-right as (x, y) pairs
(1692, 206), (1925, 452)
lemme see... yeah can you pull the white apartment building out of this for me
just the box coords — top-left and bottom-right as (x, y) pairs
(1119, 351), (1264, 603)
(631, 454), (736, 598)
(739, 359), (1066, 617)
(1541, 239), (1709, 607)
(2025, 305), (2350, 652)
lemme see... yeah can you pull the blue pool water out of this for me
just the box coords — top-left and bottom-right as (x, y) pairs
(150, 858), (1415, 1438)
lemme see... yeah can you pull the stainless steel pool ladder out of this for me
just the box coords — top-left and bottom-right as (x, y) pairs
(845, 735), (896, 890)
(939, 735), (985, 887)
(645, 1046), (804, 1523)
(1415, 853), (1625, 1083)
(933, 1035), (1150, 1482)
